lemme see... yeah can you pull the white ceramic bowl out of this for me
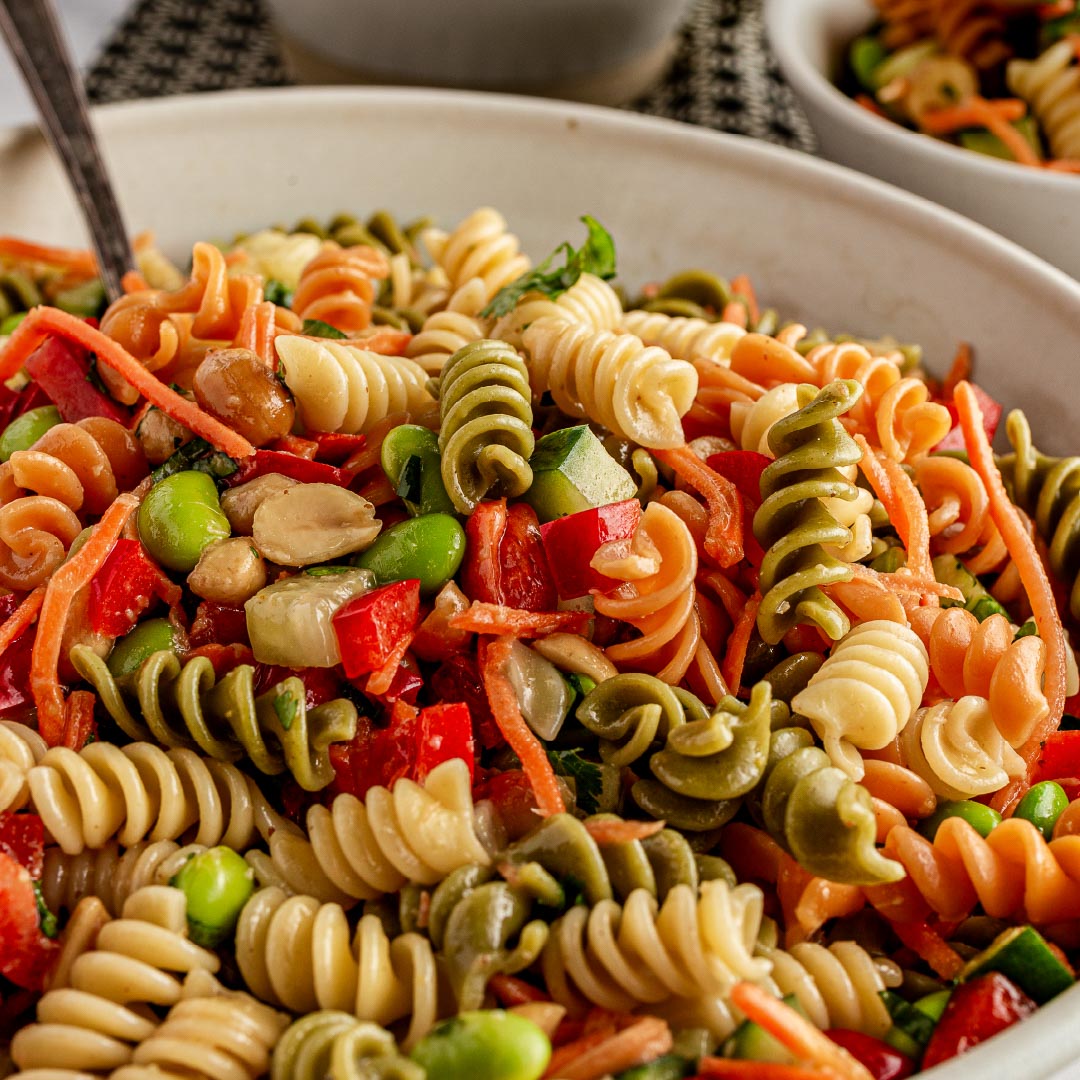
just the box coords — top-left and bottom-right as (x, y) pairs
(3, 87), (1080, 1075)
(262, 0), (694, 106)
(765, 0), (1080, 280)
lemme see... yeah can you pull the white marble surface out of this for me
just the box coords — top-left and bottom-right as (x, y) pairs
(0, 0), (128, 126)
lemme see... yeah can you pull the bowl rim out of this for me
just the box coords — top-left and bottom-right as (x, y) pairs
(44, 83), (1080, 309)
(763, 0), (1080, 191)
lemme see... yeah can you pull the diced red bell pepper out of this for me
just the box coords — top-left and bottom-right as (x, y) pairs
(307, 430), (368, 465)
(462, 500), (558, 612)
(363, 655), (424, 707)
(706, 449), (770, 566)
(412, 581), (473, 662)
(23, 335), (129, 425)
(332, 579), (421, 680)
(0, 813), (58, 991)
(415, 702), (475, 783)
(328, 713), (383, 799)
(935, 382), (1003, 452)
(539, 499), (642, 600)
(88, 538), (180, 638)
(472, 768), (540, 839)
(922, 973), (1036, 1068)
(226, 449), (353, 488)
(0, 622), (40, 721)
(268, 433), (319, 459)
(0, 380), (51, 434)
(431, 652), (502, 749)
(824, 1031), (913, 1080)
(253, 662), (344, 708)
(189, 601), (250, 649)
(1032, 730), (1080, 785)
(489, 973), (551, 1006)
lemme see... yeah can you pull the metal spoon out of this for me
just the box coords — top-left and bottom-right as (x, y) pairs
(0, 0), (132, 301)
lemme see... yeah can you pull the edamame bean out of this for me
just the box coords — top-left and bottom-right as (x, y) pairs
(107, 618), (177, 677)
(1014, 781), (1068, 840)
(409, 1010), (551, 1080)
(919, 800), (1002, 842)
(353, 513), (465, 595)
(138, 470), (230, 572)
(170, 846), (255, 948)
(381, 424), (457, 516)
(0, 405), (60, 462)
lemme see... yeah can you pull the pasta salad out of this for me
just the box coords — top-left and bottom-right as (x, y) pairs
(0, 206), (1078, 1080)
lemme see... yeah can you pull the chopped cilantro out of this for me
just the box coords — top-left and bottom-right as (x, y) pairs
(33, 879), (59, 939)
(301, 318), (348, 339)
(395, 454), (423, 504)
(263, 279), (294, 307)
(273, 692), (298, 731)
(151, 437), (238, 484)
(1014, 620), (1039, 641)
(547, 748), (604, 815)
(481, 215), (616, 319)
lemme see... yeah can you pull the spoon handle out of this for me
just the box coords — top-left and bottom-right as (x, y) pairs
(0, 0), (132, 301)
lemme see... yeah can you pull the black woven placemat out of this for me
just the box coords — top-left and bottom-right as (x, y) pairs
(84, 0), (816, 154)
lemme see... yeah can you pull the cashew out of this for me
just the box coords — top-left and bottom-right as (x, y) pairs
(252, 483), (381, 566)
(188, 537), (268, 604)
(220, 473), (298, 535)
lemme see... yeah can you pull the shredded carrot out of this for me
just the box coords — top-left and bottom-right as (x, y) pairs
(0, 237), (96, 276)
(720, 300), (749, 328)
(61, 690), (97, 751)
(545, 1016), (673, 1080)
(721, 592), (761, 691)
(943, 341), (973, 396)
(31, 493), (138, 745)
(854, 93), (888, 119)
(922, 97), (1040, 167)
(728, 983), (874, 1080)
(1046, 160), (1080, 173)
(654, 446), (744, 567)
(583, 818), (666, 845)
(480, 635), (565, 816)
(0, 308), (255, 460)
(450, 602), (590, 638)
(365, 630), (415, 697)
(489, 974), (551, 1006)
(882, 455), (932, 581)
(956, 382), (1067, 809)
(730, 274), (760, 326)
(889, 918), (965, 980)
(698, 1060), (844, 1080)
(338, 327), (413, 356)
(845, 561), (961, 602)
(0, 586), (44, 654)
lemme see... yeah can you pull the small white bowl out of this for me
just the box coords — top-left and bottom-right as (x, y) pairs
(263, 0), (694, 106)
(765, 0), (1080, 279)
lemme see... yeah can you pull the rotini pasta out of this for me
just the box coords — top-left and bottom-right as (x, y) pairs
(275, 335), (433, 434)
(933, 0), (1010, 69)
(1009, 39), (1080, 161)
(230, 228), (324, 291)
(271, 1011), (422, 1080)
(622, 309), (746, 366)
(405, 307), (488, 376)
(436, 339), (535, 514)
(522, 317), (698, 449)
(792, 619), (929, 780)
(0, 719), (47, 813)
(70, 644), (359, 791)
(253, 758), (490, 907)
(492, 272), (623, 348)
(290, 242), (390, 334)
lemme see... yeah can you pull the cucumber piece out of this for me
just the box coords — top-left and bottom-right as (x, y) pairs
(53, 278), (106, 318)
(616, 1054), (691, 1080)
(870, 544), (907, 573)
(850, 36), (889, 92)
(932, 554), (1008, 621)
(873, 39), (939, 89)
(961, 925), (1075, 1005)
(881, 989), (940, 1054)
(725, 995), (805, 1064)
(959, 117), (1041, 163)
(524, 425), (637, 522)
(914, 989), (951, 1022)
(884, 1025), (922, 1060)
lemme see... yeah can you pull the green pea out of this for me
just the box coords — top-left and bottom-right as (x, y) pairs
(919, 800), (1002, 842)
(353, 513), (465, 596)
(138, 470), (230, 572)
(171, 845), (255, 948)
(107, 618), (177, 677)
(1014, 780), (1068, 840)
(0, 405), (61, 462)
(0, 311), (27, 335)
(409, 1010), (551, 1080)
(381, 424), (456, 516)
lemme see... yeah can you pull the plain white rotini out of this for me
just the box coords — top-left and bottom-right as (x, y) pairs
(258, 758), (491, 907)
(542, 880), (771, 1019)
(230, 229), (324, 291)
(28, 740), (288, 855)
(764, 941), (903, 1039)
(110, 979), (288, 1080)
(792, 620), (930, 780)
(491, 273), (624, 347)
(405, 308), (489, 375)
(621, 310), (747, 366)
(0, 719), (47, 813)
(421, 207), (531, 307)
(1008, 40), (1080, 161)
(275, 336), (434, 435)
(235, 887), (439, 1050)
(522, 316), (698, 449)
(10, 886), (219, 1078)
(899, 697), (1026, 800)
